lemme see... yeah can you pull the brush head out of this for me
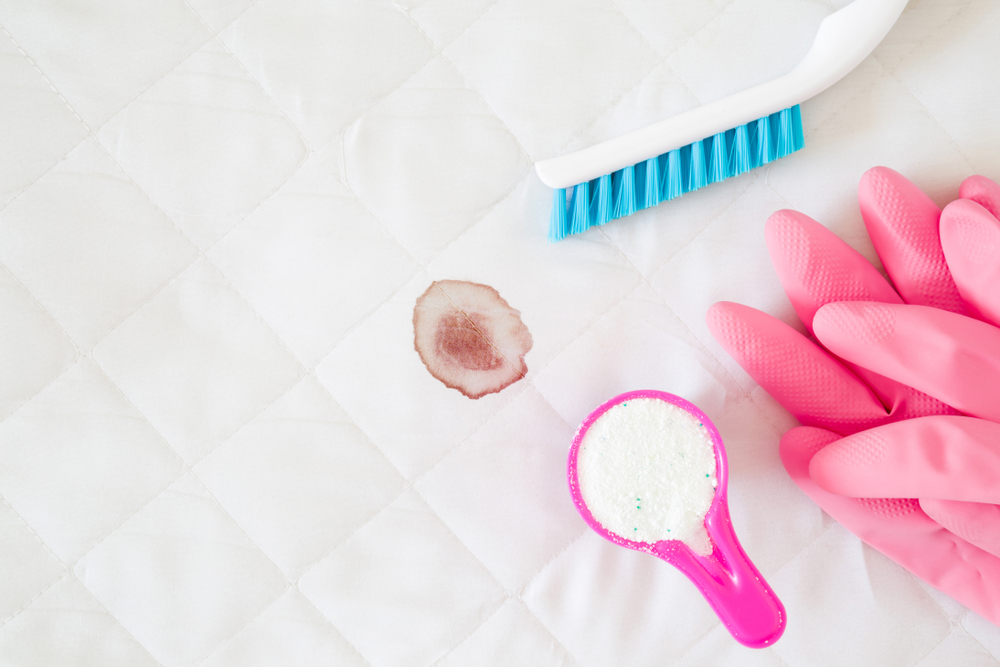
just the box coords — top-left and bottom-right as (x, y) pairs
(548, 105), (804, 242)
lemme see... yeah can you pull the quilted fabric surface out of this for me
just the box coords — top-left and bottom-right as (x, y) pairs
(2, 0), (999, 665)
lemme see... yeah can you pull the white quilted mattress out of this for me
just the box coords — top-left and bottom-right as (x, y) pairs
(2, 0), (999, 665)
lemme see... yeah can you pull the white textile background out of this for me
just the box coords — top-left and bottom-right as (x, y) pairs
(1, 0), (999, 665)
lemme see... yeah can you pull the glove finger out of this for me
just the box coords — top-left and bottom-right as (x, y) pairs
(809, 416), (1000, 502)
(766, 208), (955, 421)
(765, 209), (901, 333)
(858, 166), (967, 314)
(781, 425), (1000, 627)
(959, 174), (1000, 221)
(921, 498), (1000, 559)
(814, 301), (1000, 423)
(940, 199), (1000, 327)
(707, 302), (890, 435)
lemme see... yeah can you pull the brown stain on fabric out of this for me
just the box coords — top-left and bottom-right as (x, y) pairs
(413, 280), (533, 399)
(435, 312), (506, 371)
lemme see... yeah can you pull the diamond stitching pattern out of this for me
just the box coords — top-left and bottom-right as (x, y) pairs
(1, 0), (998, 665)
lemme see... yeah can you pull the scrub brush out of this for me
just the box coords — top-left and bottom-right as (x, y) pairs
(538, 0), (908, 241)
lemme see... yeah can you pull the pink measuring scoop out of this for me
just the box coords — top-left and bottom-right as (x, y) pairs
(568, 389), (786, 648)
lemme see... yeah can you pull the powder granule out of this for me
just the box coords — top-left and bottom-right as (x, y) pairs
(577, 398), (718, 555)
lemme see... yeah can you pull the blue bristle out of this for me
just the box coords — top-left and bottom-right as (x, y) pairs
(709, 132), (728, 183)
(569, 181), (590, 236)
(773, 110), (786, 158)
(776, 106), (804, 158)
(732, 124), (752, 176)
(656, 153), (669, 194)
(594, 174), (613, 225)
(587, 178), (596, 229)
(549, 188), (568, 241)
(548, 104), (804, 240)
(609, 169), (622, 216)
(643, 156), (660, 209)
(791, 104), (804, 151)
(757, 115), (775, 164)
(613, 165), (636, 219)
(771, 111), (784, 157)
(770, 111), (782, 158)
(688, 139), (708, 191)
(679, 144), (692, 194)
(724, 128), (738, 178)
(633, 160), (648, 213)
(665, 149), (683, 200)
(745, 120), (760, 169)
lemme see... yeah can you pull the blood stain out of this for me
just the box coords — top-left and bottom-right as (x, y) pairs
(413, 280), (533, 399)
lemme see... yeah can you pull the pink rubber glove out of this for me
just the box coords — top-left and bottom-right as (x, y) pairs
(707, 167), (1000, 624)
(808, 180), (1000, 556)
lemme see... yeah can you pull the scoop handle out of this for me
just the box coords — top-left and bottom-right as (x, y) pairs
(657, 504), (785, 648)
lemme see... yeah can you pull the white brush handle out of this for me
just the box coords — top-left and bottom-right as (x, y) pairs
(535, 0), (908, 189)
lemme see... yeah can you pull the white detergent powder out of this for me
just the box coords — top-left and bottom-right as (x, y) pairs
(577, 398), (718, 555)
